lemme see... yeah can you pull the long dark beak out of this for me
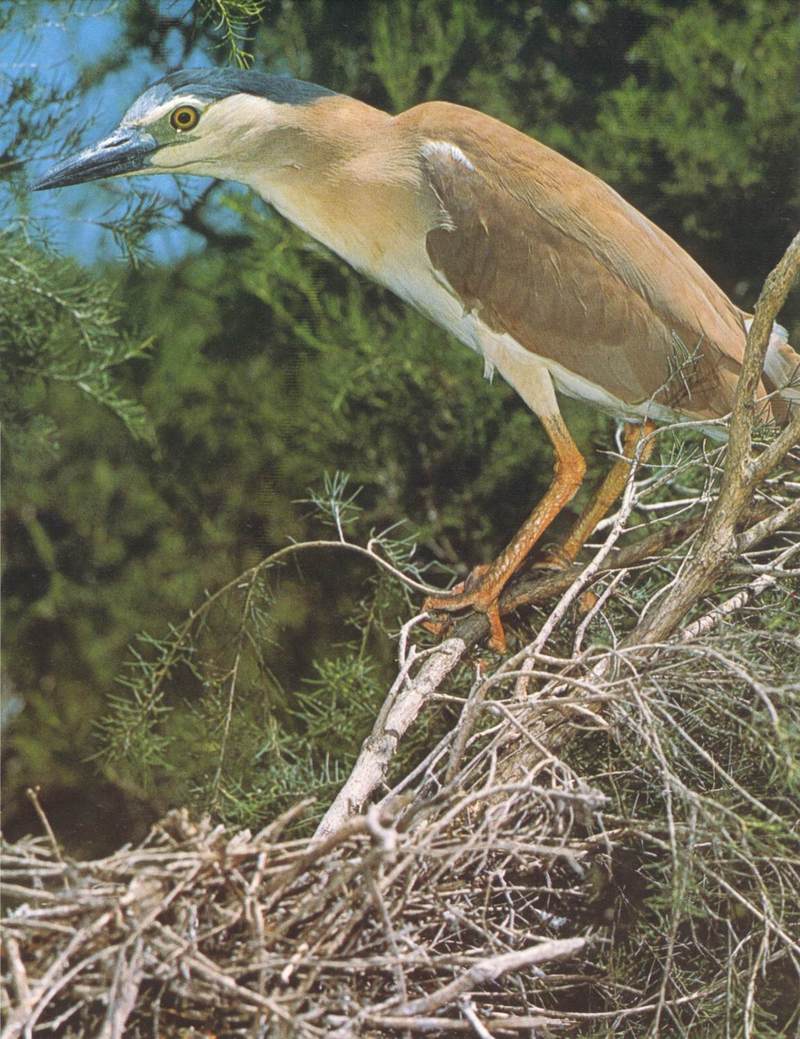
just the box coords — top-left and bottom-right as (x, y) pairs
(33, 127), (158, 190)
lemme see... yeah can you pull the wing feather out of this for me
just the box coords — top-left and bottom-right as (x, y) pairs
(406, 103), (752, 419)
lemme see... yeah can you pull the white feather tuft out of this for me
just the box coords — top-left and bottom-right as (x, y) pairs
(421, 140), (476, 171)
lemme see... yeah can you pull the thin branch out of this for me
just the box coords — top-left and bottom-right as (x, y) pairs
(395, 939), (588, 1017)
(314, 638), (467, 839)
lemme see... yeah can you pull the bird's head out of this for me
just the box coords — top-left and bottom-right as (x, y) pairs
(34, 68), (338, 191)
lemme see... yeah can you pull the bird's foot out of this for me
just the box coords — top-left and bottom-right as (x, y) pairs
(423, 564), (508, 653)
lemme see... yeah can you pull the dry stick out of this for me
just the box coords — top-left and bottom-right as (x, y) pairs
(745, 405), (800, 487)
(263, 814), (372, 903)
(96, 939), (145, 1039)
(459, 999), (496, 1039)
(4, 938), (30, 1013)
(737, 495), (800, 552)
(637, 831), (800, 959)
(10, 946), (118, 1039)
(678, 540), (800, 642)
(151, 932), (292, 1018)
(630, 231), (800, 645)
(314, 503), (776, 837)
(314, 637), (467, 839)
(326, 1015), (568, 1035)
(0, 910), (115, 1039)
(365, 870), (410, 1011)
(445, 667), (498, 783)
(501, 507), (752, 617)
(25, 787), (65, 869)
(395, 938), (588, 1017)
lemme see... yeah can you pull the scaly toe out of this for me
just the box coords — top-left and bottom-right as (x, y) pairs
(486, 603), (507, 653)
(422, 578), (508, 653)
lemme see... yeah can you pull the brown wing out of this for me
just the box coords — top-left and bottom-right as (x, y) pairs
(404, 102), (754, 420)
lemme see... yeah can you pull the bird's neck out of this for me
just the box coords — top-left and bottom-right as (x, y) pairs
(243, 96), (434, 278)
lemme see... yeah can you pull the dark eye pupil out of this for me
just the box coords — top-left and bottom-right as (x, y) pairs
(172, 107), (197, 130)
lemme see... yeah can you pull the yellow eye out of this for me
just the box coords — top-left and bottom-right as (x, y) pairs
(170, 105), (199, 132)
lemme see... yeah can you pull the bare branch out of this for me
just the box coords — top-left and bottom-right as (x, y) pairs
(314, 637), (467, 839)
(396, 938), (588, 1017)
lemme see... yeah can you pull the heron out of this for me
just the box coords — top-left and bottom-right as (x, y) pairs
(35, 68), (799, 651)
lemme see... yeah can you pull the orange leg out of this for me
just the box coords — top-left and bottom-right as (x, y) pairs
(550, 419), (656, 566)
(424, 410), (586, 652)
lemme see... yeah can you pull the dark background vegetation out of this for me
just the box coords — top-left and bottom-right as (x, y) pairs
(3, 0), (799, 855)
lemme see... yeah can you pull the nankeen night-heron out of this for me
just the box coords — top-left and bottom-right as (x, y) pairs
(35, 68), (799, 650)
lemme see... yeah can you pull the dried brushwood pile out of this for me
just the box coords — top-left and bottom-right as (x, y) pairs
(2, 772), (602, 1037)
(4, 557), (800, 1037)
(4, 603), (800, 1037)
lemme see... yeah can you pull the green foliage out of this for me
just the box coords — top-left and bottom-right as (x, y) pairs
(85, 477), (429, 831)
(0, 4), (83, 189)
(582, 1), (800, 291)
(198, 0), (268, 67)
(370, 0), (473, 110)
(0, 226), (154, 453)
(95, 192), (177, 270)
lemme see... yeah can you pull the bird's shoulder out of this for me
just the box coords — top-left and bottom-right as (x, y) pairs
(398, 100), (628, 212)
